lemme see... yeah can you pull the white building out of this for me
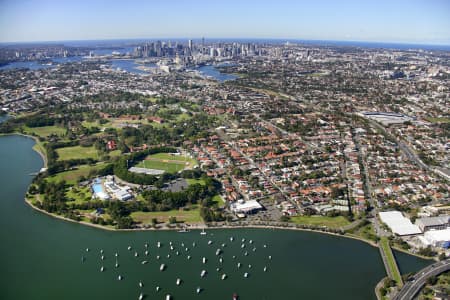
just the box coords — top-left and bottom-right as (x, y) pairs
(420, 228), (450, 248)
(379, 211), (421, 236)
(231, 200), (263, 215)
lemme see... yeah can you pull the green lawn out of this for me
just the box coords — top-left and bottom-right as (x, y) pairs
(186, 178), (206, 186)
(380, 237), (403, 286)
(66, 187), (92, 205)
(24, 125), (66, 137)
(135, 159), (186, 173)
(135, 152), (197, 173)
(130, 207), (203, 224)
(290, 215), (351, 228)
(212, 194), (225, 206)
(46, 164), (106, 185)
(56, 145), (99, 161)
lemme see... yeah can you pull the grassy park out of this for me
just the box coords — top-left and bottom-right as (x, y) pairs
(24, 125), (66, 137)
(131, 207), (202, 224)
(290, 215), (351, 228)
(56, 145), (99, 161)
(47, 164), (107, 185)
(135, 152), (197, 173)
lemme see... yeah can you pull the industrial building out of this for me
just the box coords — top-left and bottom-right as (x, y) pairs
(415, 215), (450, 232)
(419, 228), (450, 248)
(379, 211), (421, 236)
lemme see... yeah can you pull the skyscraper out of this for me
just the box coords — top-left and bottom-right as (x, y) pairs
(188, 39), (193, 50)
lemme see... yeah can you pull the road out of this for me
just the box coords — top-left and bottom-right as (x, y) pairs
(393, 259), (450, 300)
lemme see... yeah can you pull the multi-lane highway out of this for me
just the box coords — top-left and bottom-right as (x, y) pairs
(393, 259), (450, 300)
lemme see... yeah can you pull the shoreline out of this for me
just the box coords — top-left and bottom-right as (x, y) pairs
(25, 197), (433, 262)
(9, 130), (431, 262)
(0, 132), (48, 168)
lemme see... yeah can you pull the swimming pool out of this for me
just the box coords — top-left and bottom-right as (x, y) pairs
(92, 183), (104, 194)
(92, 183), (110, 200)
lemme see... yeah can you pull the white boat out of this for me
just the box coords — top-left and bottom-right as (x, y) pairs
(141, 260), (148, 265)
(249, 240), (253, 244)
(244, 272), (249, 278)
(128, 246), (132, 251)
(101, 255), (105, 260)
(241, 244), (245, 249)
(187, 255), (191, 260)
(160, 264), (166, 271)
(144, 250), (148, 256)
(207, 240), (212, 245)
(253, 247), (256, 252)
(263, 266), (267, 272)
(86, 248), (90, 252)
(185, 247), (189, 251)
(241, 238), (245, 243)
(170, 246), (174, 250)
(166, 295), (171, 300)
(156, 255), (160, 260)
(263, 244), (267, 248)
(134, 252), (138, 257)
(200, 270), (207, 277)
(176, 251), (179, 256)
(232, 255), (236, 259)
(221, 243), (226, 247)
(196, 287), (201, 294)
(248, 264), (252, 268)
(176, 278), (181, 285)
(157, 242), (161, 248)
(219, 257), (223, 263)
(230, 237), (234, 242)
(156, 286), (160, 292)
(216, 249), (221, 255)
(115, 262), (119, 268)
(244, 251), (248, 256)
(100, 249), (104, 254)
(269, 255), (272, 260)
(216, 267), (220, 272)
(192, 242), (196, 247)
(144, 243), (148, 248)
(237, 263), (241, 268)
(221, 274), (227, 280)
(202, 257), (207, 264)
(115, 252), (118, 257)
(139, 281), (143, 288)
(181, 242), (185, 247)
(138, 292), (144, 300)
(167, 254), (170, 258)
(100, 266), (104, 272)
(200, 229), (207, 235)
(117, 275), (122, 281)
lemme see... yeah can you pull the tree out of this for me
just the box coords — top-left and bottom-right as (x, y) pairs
(168, 216), (177, 224)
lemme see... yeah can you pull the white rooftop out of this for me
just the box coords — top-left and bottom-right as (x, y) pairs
(231, 200), (263, 213)
(424, 228), (450, 242)
(379, 211), (421, 236)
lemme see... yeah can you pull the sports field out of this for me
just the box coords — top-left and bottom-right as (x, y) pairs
(135, 153), (197, 173)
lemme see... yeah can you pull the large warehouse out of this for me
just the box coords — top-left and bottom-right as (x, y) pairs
(379, 211), (421, 236)
(421, 228), (450, 248)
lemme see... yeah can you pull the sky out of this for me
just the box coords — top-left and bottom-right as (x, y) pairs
(0, 0), (449, 44)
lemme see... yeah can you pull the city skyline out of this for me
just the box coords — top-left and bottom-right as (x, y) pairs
(0, 0), (449, 45)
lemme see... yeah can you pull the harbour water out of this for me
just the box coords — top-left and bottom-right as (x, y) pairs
(0, 134), (431, 300)
(196, 65), (237, 82)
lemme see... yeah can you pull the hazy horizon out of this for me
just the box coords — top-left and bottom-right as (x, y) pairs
(0, 0), (449, 45)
